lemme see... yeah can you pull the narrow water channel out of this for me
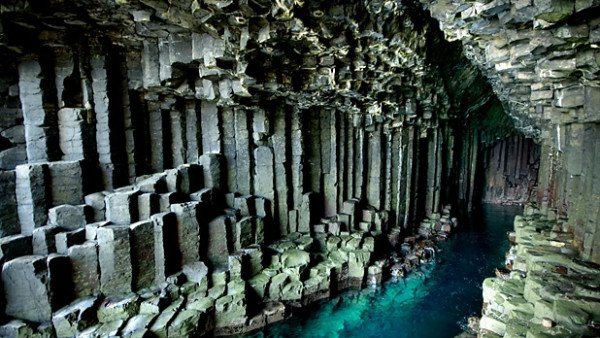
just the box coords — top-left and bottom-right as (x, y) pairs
(245, 204), (522, 338)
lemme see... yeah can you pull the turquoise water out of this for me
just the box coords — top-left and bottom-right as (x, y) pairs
(246, 204), (521, 338)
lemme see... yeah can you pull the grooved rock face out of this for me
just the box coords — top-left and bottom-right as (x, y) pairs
(420, 0), (600, 137)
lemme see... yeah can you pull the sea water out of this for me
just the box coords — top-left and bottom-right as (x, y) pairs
(245, 204), (521, 338)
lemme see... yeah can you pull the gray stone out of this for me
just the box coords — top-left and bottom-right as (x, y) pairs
(121, 314), (155, 338)
(0, 234), (33, 264)
(97, 294), (139, 323)
(168, 308), (204, 337)
(299, 192), (318, 233)
(85, 221), (109, 241)
(15, 163), (49, 234)
(288, 210), (299, 233)
(135, 173), (167, 193)
(58, 108), (93, 161)
(129, 220), (155, 290)
(0, 146), (26, 170)
(68, 242), (101, 298)
(254, 146), (275, 207)
(170, 202), (202, 266)
(554, 85), (584, 108)
(183, 261), (209, 283)
(139, 296), (164, 315)
(207, 215), (231, 268)
(342, 199), (360, 230)
(48, 161), (85, 206)
(105, 190), (139, 225)
(198, 153), (224, 191)
(0, 170), (19, 237)
(52, 297), (100, 338)
(237, 216), (255, 249)
(234, 195), (255, 216)
(281, 249), (310, 268)
(151, 212), (177, 284)
(48, 204), (87, 230)
(255, 197), (272, 219)
(159, 192), (188, 213)
(164, 169), (181, 193)
(2, 256), (57, 322)
(55, 228), (86, 255)
(97, 225), (132, 295)
(0, 320), (38, 338)
(84, 192), (107, 222)
(174, 163), (203, 194)
(149, 297), (184, 337)
(90, 319), (125, 337)
(32, 225), (60, 255)
(137, 193), (160, 221)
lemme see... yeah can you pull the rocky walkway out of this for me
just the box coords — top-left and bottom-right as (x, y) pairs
(475, 206), (600, 337)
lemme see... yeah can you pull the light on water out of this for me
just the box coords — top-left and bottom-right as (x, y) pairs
(246, 204), (521, 338)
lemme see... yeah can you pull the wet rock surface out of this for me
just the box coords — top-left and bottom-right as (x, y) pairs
(478, 205), (600, 337)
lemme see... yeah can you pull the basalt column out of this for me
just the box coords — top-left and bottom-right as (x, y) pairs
(0, 0), (546, 337)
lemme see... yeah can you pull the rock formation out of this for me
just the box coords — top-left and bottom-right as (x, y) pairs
(0, 0), (596, 337)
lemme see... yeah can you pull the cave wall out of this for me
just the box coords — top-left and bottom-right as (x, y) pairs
(0, 0), (489, 331)
(0, 0), (462, 236)
(480, 136), (540, 205)
(421, 0), (600, 262)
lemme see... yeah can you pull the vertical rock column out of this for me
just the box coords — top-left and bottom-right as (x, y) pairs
(2, 255), (69, 323)
(129, 220), (155, 290)
(151, 212), (177, 284)
(15, 163), (49, 234)
(403, 126), (416, 228)
(222, 107), (238, 194)
(58, 108), (94, 161)
(91, 54), (118, 189)
(234, 108), (251, 195)
(424, 129), (438, 216)
(47, 160), (85, 206)
(170, 202), (202, 267)
(207, 215), (231, 268)
(18, 60), (58, 162)
(97, 225), (132, 295)
(170, 105), (186, 167)
(344, 113), (355, 202)
(201, 101), (221, 154)
(0, 171), (20, 237)
(185, 100), (201, 163)
(67, 241), (101, 298)
(366, 123), (383, 210)
(272, 105), (290, 235)
(112, 49), (137, 184)
(254, 146), (275, 224)
(354, 118), (366, 200)
(146, 96), (165, 172)
(291, 109), (305, 210)
(54, 50), (74, 108)
(322, 109), (338, 217)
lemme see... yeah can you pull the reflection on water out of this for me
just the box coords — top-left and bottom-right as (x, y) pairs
(245, 204), (521, 338)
